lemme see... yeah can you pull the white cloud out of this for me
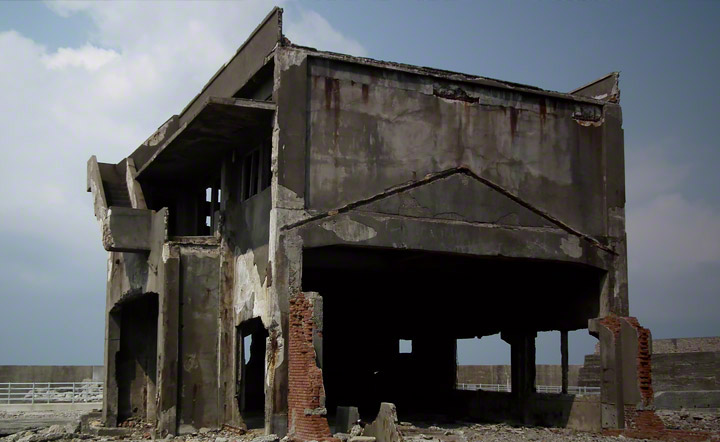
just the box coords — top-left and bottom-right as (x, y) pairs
(0, 1), (366, 363)
(628, 192), (720, 272)
(285, 9), (368, 56)
(0, 1), (366, 244)
(43, 44), (119, 71)
(625, 145), (720, 336)
(626, 146), (690, 203)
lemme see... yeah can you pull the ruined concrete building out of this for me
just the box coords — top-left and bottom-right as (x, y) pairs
(87, 7), (654, 440)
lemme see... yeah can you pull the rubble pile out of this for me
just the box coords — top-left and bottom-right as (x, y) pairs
(655, 409), (720, 433)
(2, 410), (720, 442)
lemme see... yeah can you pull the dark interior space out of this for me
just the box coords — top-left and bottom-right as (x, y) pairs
(237, 317), (269, 429)
(116, 294), (159, 423)
(142, 132), (271, 238)
(301, 245), (604, 422)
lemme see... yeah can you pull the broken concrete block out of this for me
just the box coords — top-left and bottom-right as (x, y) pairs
(336, 406), (360, 433)
(349, 437), (376, 442)
(250, 435), (280, 442)
(363, 403), (402, 442)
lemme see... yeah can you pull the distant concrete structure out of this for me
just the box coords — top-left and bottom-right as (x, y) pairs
(0, 366), (103, 383)
(580, 336), (720, 409)
(86, 6), (651, 440)
(458, 364), (583, 387)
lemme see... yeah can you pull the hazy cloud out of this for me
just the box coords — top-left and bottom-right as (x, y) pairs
(0, 0), (365, 364)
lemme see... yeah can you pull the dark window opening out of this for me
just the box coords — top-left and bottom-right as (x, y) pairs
(238, 137), (271, 203)
(199, 180), (221, 235)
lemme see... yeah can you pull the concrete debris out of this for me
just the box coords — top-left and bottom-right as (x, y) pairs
(363, 403), (401, 442)
(655, 409), (720, 433)
(5, 412), (720, 442)
(349, 425), (363, 437)
(249, 435), (279, 442)
(348, 437), (375, 442)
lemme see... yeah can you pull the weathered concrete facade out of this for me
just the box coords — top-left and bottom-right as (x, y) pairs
(87, 8), (650, 439)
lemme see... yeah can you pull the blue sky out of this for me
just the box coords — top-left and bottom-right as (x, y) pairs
(0, 0), (718, 367)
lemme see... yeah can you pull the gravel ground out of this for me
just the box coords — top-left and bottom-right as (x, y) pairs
(1, 410), (719, 442)
(655, 409), (720, 433)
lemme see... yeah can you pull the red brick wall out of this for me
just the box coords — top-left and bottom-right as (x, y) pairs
(288, 293), (333, 441)
(624, 317), (653, 406)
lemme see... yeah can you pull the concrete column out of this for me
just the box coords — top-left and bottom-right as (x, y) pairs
(413, 337), (457, 397)
(156, 255), (180, 435)
(561, 330), (569, 394)
(502, 331), (536, 425)
(502, 331), (536, 398)
(103, 310), (121, 427)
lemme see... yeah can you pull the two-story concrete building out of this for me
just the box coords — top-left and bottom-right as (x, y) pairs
(87, 7), (653, 440)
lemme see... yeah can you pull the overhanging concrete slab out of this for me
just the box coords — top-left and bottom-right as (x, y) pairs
(136, 97), (275, 183)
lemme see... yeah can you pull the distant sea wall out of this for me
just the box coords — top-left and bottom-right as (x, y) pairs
(457, 364), (582, 386)
(0, 366), (103, 383)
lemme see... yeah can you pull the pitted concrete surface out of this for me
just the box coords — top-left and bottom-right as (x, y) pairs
(0, 411), (84, 436)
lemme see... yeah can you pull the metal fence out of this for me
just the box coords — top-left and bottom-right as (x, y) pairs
(456, 383), (600, 395)
(0, 382), (103, 404)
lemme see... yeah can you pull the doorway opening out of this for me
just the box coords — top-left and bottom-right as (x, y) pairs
(116, 294), (158, 424)
(237, 317), (268, 429)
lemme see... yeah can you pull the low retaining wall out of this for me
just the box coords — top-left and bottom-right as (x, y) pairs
(0, 366), (103, 383)
(654, 391), (720, 410)
(458, 364), (582, 387)
(0, 402), (101, 413)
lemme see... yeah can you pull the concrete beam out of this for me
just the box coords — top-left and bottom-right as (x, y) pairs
(102, 207), (153, 252)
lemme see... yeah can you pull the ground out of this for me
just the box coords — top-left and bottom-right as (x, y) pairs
(1, 410), (719, 442)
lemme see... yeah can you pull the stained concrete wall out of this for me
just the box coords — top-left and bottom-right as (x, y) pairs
(652, 352), (720, 392)
(177, 247), (221, 431)
(306, 58), (607, 237)
(0, 366), (103, 383)
(458, 365), (582, 387)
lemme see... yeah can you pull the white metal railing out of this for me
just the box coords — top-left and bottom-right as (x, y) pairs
(0, 382), (103, 404)
(456, 383), (600, 395)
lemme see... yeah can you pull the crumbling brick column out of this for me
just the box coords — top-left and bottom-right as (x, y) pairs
(288, 292), (333, 441)
(589, 315), (653, 430)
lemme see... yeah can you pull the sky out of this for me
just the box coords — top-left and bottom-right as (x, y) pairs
(0, 0), (718, 368)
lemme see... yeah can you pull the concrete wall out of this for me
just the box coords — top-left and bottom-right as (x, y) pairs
(652, 337), (720, 354)
(580, 338), (720, 392)
(0, 366), (103, 383)
(653, 352), (720, 391)
(458, 365), (582, 386)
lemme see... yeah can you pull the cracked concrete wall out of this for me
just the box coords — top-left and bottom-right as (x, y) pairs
(306, 57), (607, 237)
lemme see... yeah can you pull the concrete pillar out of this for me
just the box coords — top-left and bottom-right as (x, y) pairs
(502, 331), (536, 424)
(502, 331), (536, 397)
(561, 330), (569, 394)
(412, 337), (457, 398)
(156, 255), (180, 435)
(103, 310), (121, 427)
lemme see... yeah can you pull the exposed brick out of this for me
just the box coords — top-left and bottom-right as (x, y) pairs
(288, 293), (333, 442)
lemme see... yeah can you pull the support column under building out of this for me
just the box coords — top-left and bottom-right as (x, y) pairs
(561, 330), (569, 395)
(502, 331), (536, 424)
